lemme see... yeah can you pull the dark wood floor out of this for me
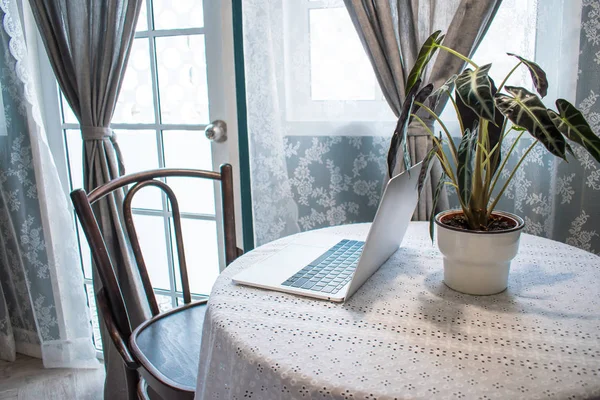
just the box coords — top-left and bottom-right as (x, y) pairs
(0, 355), (105, 400)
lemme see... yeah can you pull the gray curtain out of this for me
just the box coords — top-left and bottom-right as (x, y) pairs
(28, 1), (146, 399)
(344, 0), (502, 219)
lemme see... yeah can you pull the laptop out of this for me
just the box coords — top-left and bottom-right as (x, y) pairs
(232, 161), (425, 302)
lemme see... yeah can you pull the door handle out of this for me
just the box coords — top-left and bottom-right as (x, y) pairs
(205, 120), (227, 143)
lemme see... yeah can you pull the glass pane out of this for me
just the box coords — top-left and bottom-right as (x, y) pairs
(116, 130), (162, 210)
(162, 130), (215, 215)
(65, 130), (83, 190)
(77, 219), (93, 279)
(132, 214), (171, 290)
(85, 283), (102, 350)
(309, 8), (377, 100)
(155, 293), (174, 312)
(137, 0), (148, 32)
(113, 39), (155, 123)
(61, 94), (78, 124)
(155, 35), (209, 124)
(173, 219), (219, 295)
(153, 0), (204, 30)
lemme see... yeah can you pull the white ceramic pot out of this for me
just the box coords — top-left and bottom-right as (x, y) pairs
(435, 210), (525, 295)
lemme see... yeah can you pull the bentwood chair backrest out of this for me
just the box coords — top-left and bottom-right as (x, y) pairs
(70, 164), (241, 366)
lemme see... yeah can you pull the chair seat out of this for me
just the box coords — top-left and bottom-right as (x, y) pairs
(131, 301), (207, 392)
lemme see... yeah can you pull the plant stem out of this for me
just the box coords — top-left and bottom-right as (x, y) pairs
(411, 115), (456, 179)
(411, 115), (470, 213)
(497, 61), (522, 92)
(414, 102), (459, 164)
(487, 140), (538, 214)
(436, 45), (479, 69)
(445, 89), (464, 135)
(487, 129), (525, 198)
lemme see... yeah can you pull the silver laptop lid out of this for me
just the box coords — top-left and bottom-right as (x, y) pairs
(344, 161), (424, 300)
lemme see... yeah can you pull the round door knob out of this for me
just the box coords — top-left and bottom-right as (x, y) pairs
(205, 120), (227, 143)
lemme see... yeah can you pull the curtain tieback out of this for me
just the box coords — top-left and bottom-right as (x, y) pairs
(81, 126), (113, 141)
(81, 126), (126, 175)
(407, 118), (435, 137)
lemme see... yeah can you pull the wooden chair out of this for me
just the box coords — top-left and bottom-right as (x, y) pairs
(71, 164), (242, 400)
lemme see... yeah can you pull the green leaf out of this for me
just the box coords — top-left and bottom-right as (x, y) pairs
(495, 86), (568, 160)
(456, 128), (478, 206)
(429, 173), (447, 242)
(388, 79), (421, 177)
(548, 99), (600, 163)
(455, 64), (496, 121)
(507, 53), (548, 97)
(405, 30), (444, 95)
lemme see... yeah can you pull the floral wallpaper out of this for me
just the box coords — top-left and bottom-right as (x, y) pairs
(284, 136), (389, 231)
(277, 2), (600, 254)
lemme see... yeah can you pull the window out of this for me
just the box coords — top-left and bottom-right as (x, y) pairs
(281, 0), (538, 136)
(45, 0), (221, 350)
(283, 0), (395, 124)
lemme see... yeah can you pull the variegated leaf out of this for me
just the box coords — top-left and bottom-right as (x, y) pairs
(417, 134), (441, 195)
(456, 128), (478, 206)
(507, 53), (548, 97)
(548, 99), (600, 163)
(405, 31), (444, 95)
(456, 64), (496, 121)
(428, 74), (457, 111)
(388, 79), (421, 177)
(429, 173), (447, 242)
(495, 86), (567, 160)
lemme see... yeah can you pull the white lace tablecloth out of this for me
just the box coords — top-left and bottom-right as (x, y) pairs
(195, 223), (600, 400)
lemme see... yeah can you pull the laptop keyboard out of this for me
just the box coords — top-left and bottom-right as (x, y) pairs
(281, 239), (365, 294)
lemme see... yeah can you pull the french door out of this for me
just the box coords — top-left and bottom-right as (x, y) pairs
(40, 0), (242, 350)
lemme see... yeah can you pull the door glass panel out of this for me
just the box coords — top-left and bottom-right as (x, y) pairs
(173, 219), (219, 295)
(136, 0), (148, 32)
(153, 0), (204, 30)
(65, 130), (83, 190)
(76, 220), (93, 279)
(61, 95), (78, 124)
(133, 214), (171, 290)
(163, 130), (215, 215)
(116, 130), (162, 210)
(113, 39), (155, 124)
(85, 283), (102, 350)
(156, 294), (174, 312)
(155, 35), (209, 124)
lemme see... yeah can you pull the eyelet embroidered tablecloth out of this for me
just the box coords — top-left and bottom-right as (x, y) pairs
(195, 223), (600, 400)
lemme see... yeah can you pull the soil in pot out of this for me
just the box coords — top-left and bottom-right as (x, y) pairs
(440, 212), (517, 232)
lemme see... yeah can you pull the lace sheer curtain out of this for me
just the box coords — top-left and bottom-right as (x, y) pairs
(0, 0), (97, 368)
(243, 0), (396, 246)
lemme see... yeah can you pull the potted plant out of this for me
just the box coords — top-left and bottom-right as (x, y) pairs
(390, 31), (600, 295)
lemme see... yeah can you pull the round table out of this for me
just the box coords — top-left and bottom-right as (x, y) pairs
(195, 223), (600, 400)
